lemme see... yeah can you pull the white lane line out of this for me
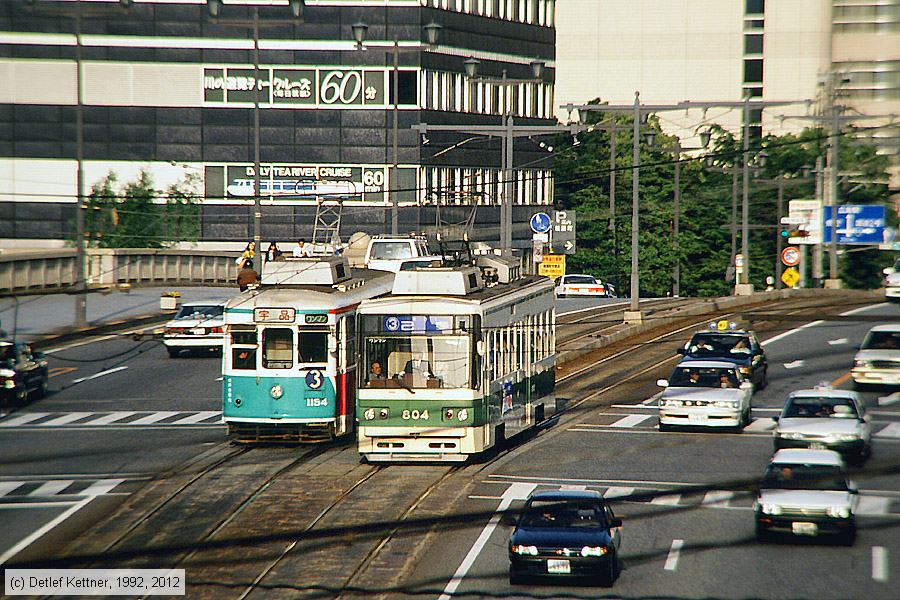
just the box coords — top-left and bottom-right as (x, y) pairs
(44, 333), (122, 354)
(857, 496), (892, 516)
(560, 485), (587, 491)
(71, 366), (128, 384)
(487, 474), (707, 488)
(79, 479), (126, 497)
(872, 546), (888, 582)
(828, 338), (849, 345)
(603, 486), (634, 498)
(169, 411), (221, 425)
(0, 413), (51, 427)
(80, 411), (137, 426)
(467, 495), (503, 500)
(127, 411), (180, 425)
(783, 360), (805, 369)
(0, 496), (94, 565)
(612, 404), (657, 410)
(438, 482), (536, 600)
(875, 423), (900, 439)
(558, 300), (631, 316)
(28, 480), (74, 497)
(745, 418), (777, 432)
(0, 482), (26, 497)
(609, 414), (654, 428)
(39, 412), (93, 427)
(664, 539), (684, 571)
(760, 302), (887, 348)
(651, 494), (681, 506)
(878, 393), (900, 407)
(702, 490), (732, 507)
(215, 377), (224, 381)
(0, 502), (80, 510)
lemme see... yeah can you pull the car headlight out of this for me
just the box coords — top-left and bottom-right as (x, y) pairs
(837, 434), (860, 442)
(0, 369), (16, 378)
(827, 506), (851, 519)
(661, 399), (683, 407)
(761, 503), (782, 515)
(730, 400), (740, 409)
(580, 546), (609, 557)
(854, 360), (870, 369)
(511, 545), (538, 556)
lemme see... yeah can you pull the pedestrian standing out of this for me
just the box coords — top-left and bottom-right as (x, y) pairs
(293, 238), (314, 257)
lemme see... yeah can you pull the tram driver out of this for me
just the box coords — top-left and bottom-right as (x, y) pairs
(404, 357), (434, 378)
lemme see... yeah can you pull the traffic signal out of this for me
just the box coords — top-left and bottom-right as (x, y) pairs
(780, 228), (790, 238)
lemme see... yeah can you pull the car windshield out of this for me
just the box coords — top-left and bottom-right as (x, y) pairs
(784, 397), (858, 419)
(669, 366), (739, 388)
(761, 464), (849, 491)
(564, 275), (598, 285)
(686, 334), (751, 356)
(370, 242), (413, 260)
(861, 330), (900, 350)
(520, 500), (606, 528)
(0, 343), (15, 362)
(174, 305), (223, 319)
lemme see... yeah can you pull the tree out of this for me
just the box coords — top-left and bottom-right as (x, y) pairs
(81, 169), (201, 248)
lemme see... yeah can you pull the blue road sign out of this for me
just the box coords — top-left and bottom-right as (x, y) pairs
(823, 205), (887, 244)
(530, 212), (552, 234)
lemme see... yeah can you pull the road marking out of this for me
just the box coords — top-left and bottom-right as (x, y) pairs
(467, 495), (503, 500)
(47, 366), (77, 378)
(831, 372), (852, 387)
(0, 482), (25, 496)
(28, 480), (74, 497)
(126, 411), (181, 425)
(609, 414), (654, 428)
(80, 411), (137, 426)
(872, 546), (888, 582)
(783, 360), (805, 369)
(651, 494), (681, 506)
(702, 490), (732, 507)
(44, 333), (122, 354)
(761, 303), (887, 348)
(79, 479), (126, 497)
(828, 338), (849, 345)
(71, 366), (128, 384)
(438, 482), (536, 600)
(488, 474), (707, 488)
(603, 486), (634, 498)
(560, 485), (587, 491)
(0, 413), (51, 427)
(664, 539), (684, 571)
(0, 495), (94, 565)
(215, 377), (223, 381)
(879, 393), (900, 407)
(857, 496), (893, 516)
(39, 412), (93, 426)
(875, 423), (900, 439)
(745, 418), (777, 431)
(169, 411), (221, 425)
(0, 502), (79, 510)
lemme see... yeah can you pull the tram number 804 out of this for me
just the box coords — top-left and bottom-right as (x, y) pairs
(402, 409), (429, 420)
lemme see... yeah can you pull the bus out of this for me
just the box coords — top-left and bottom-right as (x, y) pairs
(356, 256), (557, 461)
(222, 256), (394, 442)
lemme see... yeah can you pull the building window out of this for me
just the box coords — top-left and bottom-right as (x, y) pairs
(749, 108), (763, 124)
(744, 59), (764, 83)
(744, 86), (764, 98)
(745, 0), (765, 15)
(743, 19), (764, 30)
(389, 71), (418, 106)
(744, 34), (763, 55)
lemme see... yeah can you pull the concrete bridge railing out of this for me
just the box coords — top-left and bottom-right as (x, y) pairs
(0, 249), (239, 294)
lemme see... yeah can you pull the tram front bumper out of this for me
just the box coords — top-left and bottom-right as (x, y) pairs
(358, 425), (487, 461)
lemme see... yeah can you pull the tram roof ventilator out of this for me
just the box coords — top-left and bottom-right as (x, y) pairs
(392, 253), (520, 296)
(262, 256), (353, 286)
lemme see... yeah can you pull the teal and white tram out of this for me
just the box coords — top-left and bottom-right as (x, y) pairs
(356, 258), (556, 462)
(222, 256), (394, 442)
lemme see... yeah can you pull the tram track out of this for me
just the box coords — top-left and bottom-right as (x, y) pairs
(556, 297), (689, 347)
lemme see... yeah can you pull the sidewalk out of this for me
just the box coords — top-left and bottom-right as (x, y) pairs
(0, 286), (240, 343)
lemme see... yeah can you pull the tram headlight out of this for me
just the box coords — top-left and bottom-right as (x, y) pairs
(457, 409), (469, 421)
(270, 384), (284, 399)
(378, 408), (389, 420)
(443, 408), (455, 422)
(364, 408), (376, 421)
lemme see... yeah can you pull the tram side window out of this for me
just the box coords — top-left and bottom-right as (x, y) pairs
(232, 348), (256, 370)
(263, 328), (293, 369)
(298, 330), (328, 363)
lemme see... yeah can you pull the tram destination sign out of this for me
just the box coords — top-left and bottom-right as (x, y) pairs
(383, 316), (453, 333)
(254, 307), (296, 323)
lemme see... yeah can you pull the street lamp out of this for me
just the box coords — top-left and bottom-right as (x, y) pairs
(23, 0), (133, 327)
(351, 21), (441, 236)
(463, 57), (545, 251)
(207, 0), (305, 272)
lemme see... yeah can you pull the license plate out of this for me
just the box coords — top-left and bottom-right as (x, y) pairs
(191, 328), (206, 335)
(809, 442), (826, 449)
(547, 559), (571, 574)
(792, 522), (818, 536)
(689, 413), (707, 424)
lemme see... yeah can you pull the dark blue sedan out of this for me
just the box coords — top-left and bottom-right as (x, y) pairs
(508, 490), (623, 586)
(678, 328), (768, 390)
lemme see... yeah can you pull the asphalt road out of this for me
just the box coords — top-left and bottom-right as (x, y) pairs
(410, 301), (900, 599)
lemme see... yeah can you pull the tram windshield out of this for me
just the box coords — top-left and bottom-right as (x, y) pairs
(361, 314), (475, 390)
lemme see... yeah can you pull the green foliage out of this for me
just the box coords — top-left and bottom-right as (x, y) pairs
(81, 170), (201, 248)
(553, 108), (894, 296)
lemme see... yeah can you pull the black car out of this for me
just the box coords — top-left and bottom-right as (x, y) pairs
(0, 340), (49, 411)
(508, 490), (622, 586)
(678, 328), (768, 389)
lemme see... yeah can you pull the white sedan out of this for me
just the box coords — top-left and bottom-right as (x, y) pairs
(657, 360), (753, 430)
(554, 274), (614, 298)
(163, 302), (226, 358)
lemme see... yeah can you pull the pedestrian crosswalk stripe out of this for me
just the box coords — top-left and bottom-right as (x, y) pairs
(29, 481), (74, 497)
(0, 411), (223, 427)
(609, 414), (654, 428)
(857, 496), (893, 516)
(0, 478), (127, 499)
(875, 423), (900, 439)
(744, 418), (777, 431)
(604, 486), (634, 498)
(0, 482), (25, 496)
(79, 479), (126, 497)
(702, 490), (732, 507)
(651, 494), (681, 506)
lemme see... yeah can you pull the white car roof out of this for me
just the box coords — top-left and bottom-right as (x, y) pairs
(675, 360), (739, 369)
(789, 388), (858, 400)
(867, 324), (900, 333)
(771, 448), (845, 467)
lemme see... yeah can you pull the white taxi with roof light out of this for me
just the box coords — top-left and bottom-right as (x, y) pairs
(851, 324), (900, 387)
(163, 302), (226, 358)
(773, 386), (871, 462)
(657, 360), (753, 430)
(754, 449), (858, 545)
(555, 274), (612, 298)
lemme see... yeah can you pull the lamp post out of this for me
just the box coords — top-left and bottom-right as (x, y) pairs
(463, 58), (545, 251)
(351, 21), (441, 236)
(207, 0), (304, 272)
(24, 0), (133, 327)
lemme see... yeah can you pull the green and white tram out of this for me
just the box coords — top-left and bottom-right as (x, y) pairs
(222, 256), (394, 442)
(356, 258), (556, 462)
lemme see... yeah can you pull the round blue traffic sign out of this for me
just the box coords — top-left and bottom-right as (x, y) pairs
(530, 212), (551, 234)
